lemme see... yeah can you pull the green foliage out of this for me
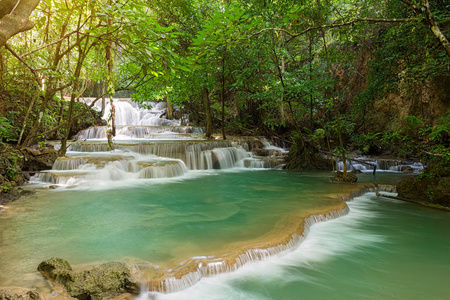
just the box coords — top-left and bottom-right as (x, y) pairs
(427, 112), (450, 143)
(360, 11), (449, 110)
(1, 149), (23, 183)
(0, 0), (447, 164)
(311, 128), (326, 148)
(351, 132), (382, 154)
(0, 117), (19, 145)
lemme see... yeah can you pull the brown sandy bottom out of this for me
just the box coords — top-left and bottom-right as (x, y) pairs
(1, 184), (380, 299)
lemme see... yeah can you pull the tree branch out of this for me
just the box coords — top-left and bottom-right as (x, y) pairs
(4, 43), (42, 88)
(19, 29), (78, 58)
(246, 17), (420, 41)
(0, 0), (40, 47)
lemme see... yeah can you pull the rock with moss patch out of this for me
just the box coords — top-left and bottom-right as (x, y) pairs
(37, 257), (74, 284)
(37, 258), (139, 300)
(330, 171), (358, 183)
(65, 262), (139, 300)
(0, 290), (40, 300)
(397, 162), (450, 208)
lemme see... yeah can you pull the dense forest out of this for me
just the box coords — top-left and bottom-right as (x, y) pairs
(0, 0), (449, 204)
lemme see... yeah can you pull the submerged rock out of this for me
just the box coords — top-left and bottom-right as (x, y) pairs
(0, 290), (40, 300)
(37, 258), (139, 300)
(330, 171), (358, 183)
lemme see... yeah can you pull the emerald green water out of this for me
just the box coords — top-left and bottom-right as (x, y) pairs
(0, 170), (347, 288)
(152, 191), (450, 300)
(1, 170), (449, 300)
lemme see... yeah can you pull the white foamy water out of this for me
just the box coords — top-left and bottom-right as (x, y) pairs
(32, 99), (288, 188)
(137, 193), (385, 300)
(336, 157), (424, 173)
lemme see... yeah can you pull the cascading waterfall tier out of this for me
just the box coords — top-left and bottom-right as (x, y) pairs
(132, 184), (377, 295)
(75, 126), (205, 140)
(33, 99), (287, 186)
(34, 152), (188, 185)
(158, 206), (350, 293)
(82, 98), (184, 127)
(336, 157), (424, 173)
(127, 198), (355, 294)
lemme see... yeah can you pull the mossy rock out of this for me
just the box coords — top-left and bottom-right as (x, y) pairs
(0, 290), (40, 300)
(330, 171), (358, 183)
(37, 258), (139, 300)
(65, 262), (139, 300)
(37, 257), (74, 284)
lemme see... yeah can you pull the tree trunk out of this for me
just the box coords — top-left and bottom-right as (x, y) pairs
(400, 0), (450, 59)
(105, 3), (115, 149)
(0, 0), (40, 47)
(20, 19), (69, 147)
(423, 0), (450, 58)
(203, 87), (213, 139)
(221, 49), (226, 140)
(17, 91), (39, 146)
(101, 81), (106, 116)
(166, 95), (173, 120)
(60, 25), (88, 156)
(317, 0), (348, 178)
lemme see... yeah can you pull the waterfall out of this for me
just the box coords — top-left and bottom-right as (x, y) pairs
(336, 157), (423, 173)
(75, 126), (204, 140)
(32, 98), (287, 186)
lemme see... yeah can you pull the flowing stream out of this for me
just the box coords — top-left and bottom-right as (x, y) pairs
(141, 191), (450, 300)
(0, 100), (448, 299)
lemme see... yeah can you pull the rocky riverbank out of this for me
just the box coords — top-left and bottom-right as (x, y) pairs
(0, 144), (58, 205)
(397, 161), (450, 209)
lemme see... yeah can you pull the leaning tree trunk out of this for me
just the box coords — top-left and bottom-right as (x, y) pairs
(400, 0), (450, 59)
(0, 0), (40, 47)
(60, 29), (88, 156)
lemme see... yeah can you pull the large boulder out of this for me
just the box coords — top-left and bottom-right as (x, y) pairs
(37, 258), (139, 300)
(22, 147), (58, 171)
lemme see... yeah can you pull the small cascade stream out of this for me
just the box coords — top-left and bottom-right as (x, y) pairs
(336, 157), (424, 173)
(33, 99), (286, 187)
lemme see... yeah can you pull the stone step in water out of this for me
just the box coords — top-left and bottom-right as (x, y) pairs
(75, 125), (205, 140)
(35, 156), (188, 185)
(336, 157), (424, 173)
